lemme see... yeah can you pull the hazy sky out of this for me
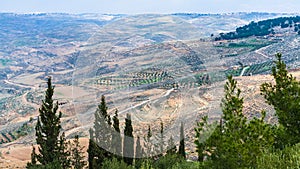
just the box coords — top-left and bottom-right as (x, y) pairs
(0, 0), (299, 14)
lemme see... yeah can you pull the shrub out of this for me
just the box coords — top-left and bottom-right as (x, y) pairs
(102, 158), (134, 169)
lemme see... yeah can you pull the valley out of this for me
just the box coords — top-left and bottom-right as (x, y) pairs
(0, 12), (300, 167)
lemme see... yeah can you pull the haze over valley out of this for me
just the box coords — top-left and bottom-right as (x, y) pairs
(1, 11), (300, 167)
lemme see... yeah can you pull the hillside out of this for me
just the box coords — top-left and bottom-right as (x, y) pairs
(4, 70), (300, 168)
(0, 12), (300, 159)
(217, 15), (300, 40)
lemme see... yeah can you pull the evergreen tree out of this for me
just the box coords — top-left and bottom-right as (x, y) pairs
(212, 75), (250, 168)
(123, 113), (134, 165)
(112, 109), (122, 158)
(194, 75), (274, 168)
(147, 125), (152, 140)
(261, 53), (300, 145)
(26, 145), (37, 168)
(178, 122), (186, 159)
(88, 95), (113, 168)
(58, 133), (71, 168)
(87, 129), (101, 169)
(70, 135), (86, 169)
(194, 116), (213, 162)
(27, 77), (68, 168)
(87, 130), (94, 169)
(159, 121), (165, 154)
(32, 146), (37, 164)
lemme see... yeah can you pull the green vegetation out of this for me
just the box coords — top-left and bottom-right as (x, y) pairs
(192, 53), (300, 168)
(195, 75), (274, 168)
(195, 60), (274, 86)
(225, 41), (269, 50)
(112, 109), (122, 159)
(256, 143), (300, 168)
(243, 61), (274, 76)
(26, 53), (300, 168)
(178, 122), (186, 160)
(87, 95), (113, 168)
(123, 113), (134, 165)
(96, 70), (170, 90)
(261, 53), (300, 146)
(27, 77), (85, 169)
(15, 121), (34, 137)
(27, 77), (67, 168)
(70, 135), (87, 169)
(217, 16), (300, 40)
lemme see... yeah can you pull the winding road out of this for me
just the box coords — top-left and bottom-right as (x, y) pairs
(240, 66), (250, 76)
(3, 79), (35, 90)
(255, 45), (270, 59)
(119, 88), (175, 115)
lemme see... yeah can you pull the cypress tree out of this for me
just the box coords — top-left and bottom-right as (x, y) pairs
(123, 113), (134, 165)
(112, 109), (122, 158)
(178, 122), (186, 159)
(88, 95), (113, 168)
(159, 121), (165, 154)
(27, 77), (67, 167)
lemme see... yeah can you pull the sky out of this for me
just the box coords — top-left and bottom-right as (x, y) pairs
(0, 0), (299, 14)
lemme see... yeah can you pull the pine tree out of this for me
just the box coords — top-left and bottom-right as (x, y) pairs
(178, 122), (186, 159)
(112, 109), (122, 158)
(70, 135), (86, 169)
(194, 75), (274, 168)
(88, 95), (113, 168)
(213, 75), (248, 168)
(261, 53), (300, 145)
(27, 77), (68, 168)
(123, 113), (134, 165)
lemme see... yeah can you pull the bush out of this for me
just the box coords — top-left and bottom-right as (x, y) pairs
(152, 154), (184, 169)
(256, 143), (300, 169)
(102, 158), (134, 169)
(26, 160), (62, 169)
(170, 161), (200, 169)
(140, 160), (155, 169)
